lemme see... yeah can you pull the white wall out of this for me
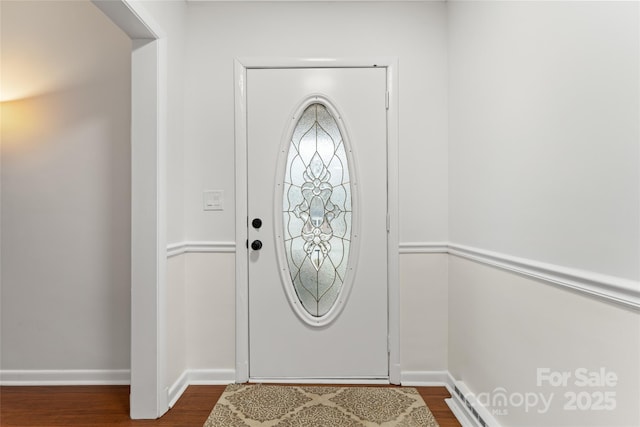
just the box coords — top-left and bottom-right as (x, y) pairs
(449, 0), (639, 280)
(184, 253), (235, 372)
(179, 1), (450, 376)
(448, 2), (640, 426)
(1, 0), (131, 372)
(183, 1), (449, 244)
(400, 254), (448, 373)
(449, 257), (640, 427)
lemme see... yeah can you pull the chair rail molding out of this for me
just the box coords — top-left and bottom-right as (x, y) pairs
(447, 243), (639, 310)
(399, 242), (448, 254)
(400, 242), (638, 310)
(167, 241), (236, 257)
(170, 240), (639, 310)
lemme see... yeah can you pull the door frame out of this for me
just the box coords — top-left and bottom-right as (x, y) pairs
(91, 0), (168, 419)
(234, 58), (400, 384)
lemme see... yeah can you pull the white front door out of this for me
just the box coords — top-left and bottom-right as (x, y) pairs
(247, 67), (388, 380)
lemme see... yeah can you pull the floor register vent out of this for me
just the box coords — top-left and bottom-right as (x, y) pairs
(453, 383), (489, 427)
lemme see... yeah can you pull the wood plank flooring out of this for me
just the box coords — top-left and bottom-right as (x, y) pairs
(0, 385), (461, 426)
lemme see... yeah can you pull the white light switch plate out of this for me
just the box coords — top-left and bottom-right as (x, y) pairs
(203, 190), (224, 211)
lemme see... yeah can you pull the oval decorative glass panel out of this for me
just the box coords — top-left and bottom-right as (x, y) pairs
(281, 101), (355, 320)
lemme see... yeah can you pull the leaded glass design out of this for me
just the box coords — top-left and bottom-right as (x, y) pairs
(283, 103), (352, 318)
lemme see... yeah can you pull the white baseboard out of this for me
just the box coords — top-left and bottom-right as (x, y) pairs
(168, 369), (236, 408)
(0, 369), (130, 385)
(400, 370), (454, 389)
(248, 378), (390, 385)
(168, 371), (189, 408)
(188, 368), (236, 385)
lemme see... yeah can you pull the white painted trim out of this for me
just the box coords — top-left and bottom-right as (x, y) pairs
(187, 0), (446, 2)
(235, 57), (399, 70)
(234, 57), (400, 385)
(129, 37), (168, 420)
(448, 243), (640, 310)
(92, 0), (169, 419)
(167, 241), (236, 257)
(168, 240), (464, 256)
(404, 242), (639, 310)
(234, 58), (250, 383)
(386, 58), (401, 385)
(172, 239), (639, 309)
(399, 242), (449, 254)
(167, 369), (236, 408)
(249, 378), (390, 385)
(400, 370), (453, 388)
(92, 0), (164, 39)
(188, 369), (237, 384)
(0, 369), (130, 386)
(447, 371), (457, 393)
(168, 371), (189, 408)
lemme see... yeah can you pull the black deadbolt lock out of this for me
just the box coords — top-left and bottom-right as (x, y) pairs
(251, 240), (263, 251)
(252, 218), (263, 229)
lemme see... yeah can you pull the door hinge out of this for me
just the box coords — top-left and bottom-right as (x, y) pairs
(385, 91), (390, 110)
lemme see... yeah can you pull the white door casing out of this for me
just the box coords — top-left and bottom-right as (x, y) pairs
(248, 67), (387, 379)
(235, 59), (400, 384)
(91, 0), (169, 419)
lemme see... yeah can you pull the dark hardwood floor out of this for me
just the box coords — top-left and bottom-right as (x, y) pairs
(0, 385), (461, 426)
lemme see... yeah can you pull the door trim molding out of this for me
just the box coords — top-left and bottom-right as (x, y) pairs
(234, 57), (400, 384)
(92, 0), (169, 419)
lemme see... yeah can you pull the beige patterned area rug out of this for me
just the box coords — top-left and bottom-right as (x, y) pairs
(204, 384), (439, 426)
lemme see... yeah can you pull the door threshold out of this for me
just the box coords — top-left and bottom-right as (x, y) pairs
(248, 377), (390, 385)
